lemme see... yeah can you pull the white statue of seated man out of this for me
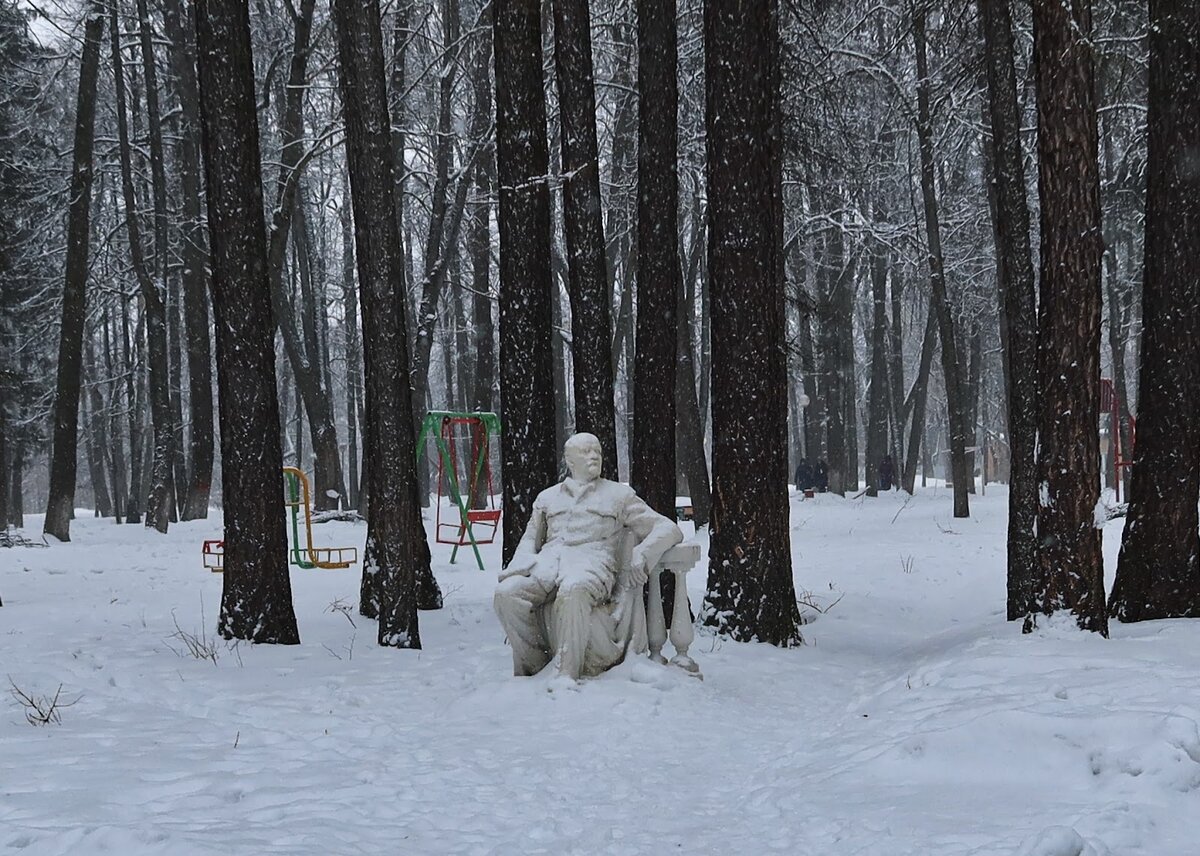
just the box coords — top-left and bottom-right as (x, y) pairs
(493, 432), (683, 680)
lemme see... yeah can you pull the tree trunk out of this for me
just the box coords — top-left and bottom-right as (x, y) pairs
(468, 159), (495, 511)
(1027, 0), (1107, 635)
(979, 0), (1038, 620)
(629, 0), (680, 519)
(888, 266), (906, 467)
(799, 306), (822, 462)
(0, 390), (7, 530)
(820, 217), (849, 495)
(552, 0), (619, 478)
(9, 442), (23, 528)
(701, 0), (801, 646)
(1109, 0), (1200, 622)
(333, 0), (432, 646)
(340, 187), (361, 511)
(44, 4), (104, 543)
(103, 307), (127, 522)
(110, 3), (172, 534)
(195, 0), (300, 644)
(494, 0), (558, 566)
(902, 299), (937, 494)
(865, 240), (889, 497)
(135, 0), (180, 525)
(677, 256), (711, 528)
(163, 0), (214, 521)
(913, 5), (969, 518)
(965, 324), (982, 494)
(122, 299), (144, 524)
(84, 344), (113, 518)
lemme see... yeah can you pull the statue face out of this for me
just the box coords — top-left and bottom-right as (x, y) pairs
(564, 434), (603, 482)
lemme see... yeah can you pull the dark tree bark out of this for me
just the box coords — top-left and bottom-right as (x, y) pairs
(84, 343), (113, 518)
(470, 160), (495, 419)
(678, 195), (711, 508)
(110, 3), (173, 534)
(332, 0), (429, 647)
(1109, 0), (1200, 622)
(633, 0), (683, 622)
(888, 266), (906, 467)
(677, 260), (711, 528)
(44, 4), (104, 543)
(979, 0), (1038, 620)
(865, 239), (889, 497)
(701, 0), (801, 646)
(135, 0), (184, 524)
(1027, 0), (1107, 635)
(965, 324), (982, 495)
(339, 186), (361, 510)
(102, 309), (127, 521)
(195, 0), (299, 644)
(552, 0), (618, 479)
(799, 305), (822, 461)
(494, 0), (558, 565)
(0, 397), (7, 530)
(820, 217), (850, 495)
(468, 163), (496, 512)
(9, 442), (23, 527)
(901, 299), (937, 494)
(122, 302), (144, 524)
(629, 0), (679, 516)
(913, 5), (969, 518)
(163, 0), (214, 521)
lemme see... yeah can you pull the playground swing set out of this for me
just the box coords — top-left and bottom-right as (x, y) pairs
(202, 467), (359, 573)
(417, 411), (502, 571)
(201, 413), (502, 573)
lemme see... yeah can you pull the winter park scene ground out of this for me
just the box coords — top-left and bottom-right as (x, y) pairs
(5, 0), (1200, 854)
(4, 485), (1199, 856)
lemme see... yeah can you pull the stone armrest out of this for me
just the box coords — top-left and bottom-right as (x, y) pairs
(644, 541), (702, 678)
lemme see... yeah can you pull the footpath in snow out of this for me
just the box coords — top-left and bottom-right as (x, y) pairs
(2, 485), (1199, 856)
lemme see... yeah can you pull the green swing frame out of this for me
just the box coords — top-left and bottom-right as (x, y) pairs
(416, 411), (502, 570)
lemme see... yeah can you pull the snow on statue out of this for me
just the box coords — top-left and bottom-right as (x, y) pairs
(493, 432), (684, 680)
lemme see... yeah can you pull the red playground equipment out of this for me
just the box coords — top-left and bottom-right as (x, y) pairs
(416, 411), (502, 570)
(1101, 378), (1137, 502)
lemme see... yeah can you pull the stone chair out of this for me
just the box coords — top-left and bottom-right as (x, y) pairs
(541, 532), (703, 679)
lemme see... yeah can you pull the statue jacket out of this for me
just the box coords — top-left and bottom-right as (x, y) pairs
(513, 477), (683, 594)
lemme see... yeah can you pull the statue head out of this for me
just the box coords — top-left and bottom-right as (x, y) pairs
(563, 433), (603, 483)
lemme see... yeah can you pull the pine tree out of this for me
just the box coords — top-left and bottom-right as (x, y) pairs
(552, 0), (618, 480)
(701, 0), (801, 646)
(332, 0), (428, 647)
(43, 2), (105, 543)
(630, 0), (678, 517)
(979, 0), (1039, 621)
(494, 0), (557, 565)
(1027, 0), (1107, 635)
(1108, 0), (1200, 622)
(195, 0), (299, 644)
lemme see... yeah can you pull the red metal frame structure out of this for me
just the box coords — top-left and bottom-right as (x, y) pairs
(1101, 378), (1137, 502)
(416, 411), (502, 570)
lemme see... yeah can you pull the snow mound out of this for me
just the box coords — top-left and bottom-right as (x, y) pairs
(1017, 826), (1108, 856)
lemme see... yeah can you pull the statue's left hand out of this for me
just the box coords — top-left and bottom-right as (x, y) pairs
(498, 554), (535, 582)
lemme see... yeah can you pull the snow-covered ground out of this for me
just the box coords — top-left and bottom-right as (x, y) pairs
(3, 486), (1199, 856)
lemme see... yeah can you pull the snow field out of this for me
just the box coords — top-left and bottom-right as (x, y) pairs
(2, 486), (1199, 855)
